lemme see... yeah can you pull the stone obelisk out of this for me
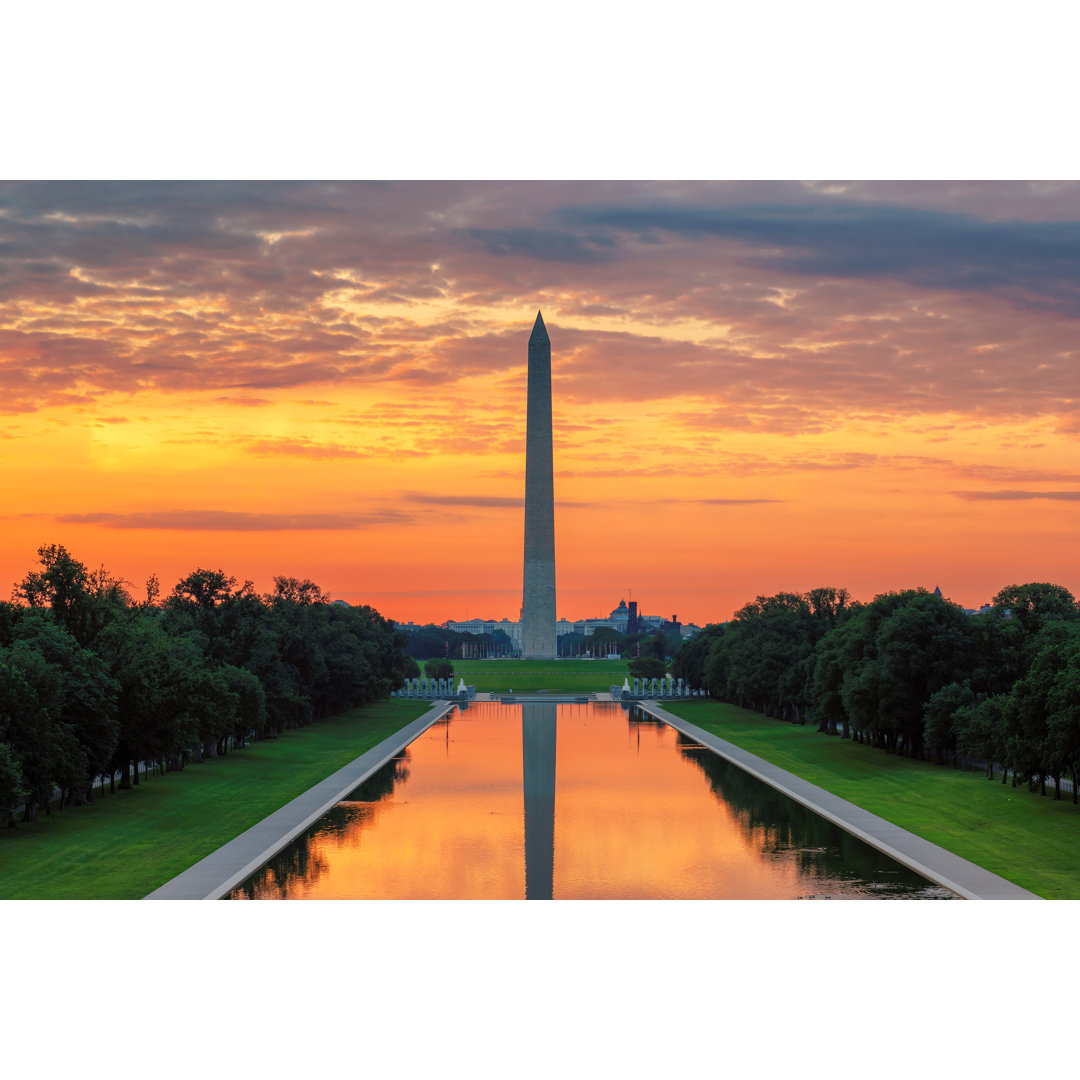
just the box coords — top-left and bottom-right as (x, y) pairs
(522, 310), (556, 659)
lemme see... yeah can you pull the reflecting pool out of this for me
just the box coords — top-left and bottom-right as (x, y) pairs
(228, 701), (955, 900)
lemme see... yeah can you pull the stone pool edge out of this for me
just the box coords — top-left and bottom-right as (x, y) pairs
(144, 700), (456, 900)
(639, 701), (1041, 900)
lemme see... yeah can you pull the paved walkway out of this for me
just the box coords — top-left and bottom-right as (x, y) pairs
(145, 701), (455, 900)
(639, 701), (1041, 900)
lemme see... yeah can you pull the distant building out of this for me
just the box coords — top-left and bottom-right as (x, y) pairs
(445, 618), (498, 636)
(440, 595), (698, 651)
(607, 599), (631, 633)
(444, 617), (521, 645)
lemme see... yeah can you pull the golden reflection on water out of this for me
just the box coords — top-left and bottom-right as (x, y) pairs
(231, 702), (952, 900)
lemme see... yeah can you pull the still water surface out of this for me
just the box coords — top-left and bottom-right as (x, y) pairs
(229, 701), (954, 900)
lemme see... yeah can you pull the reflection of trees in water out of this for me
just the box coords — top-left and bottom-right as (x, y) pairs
(343, 751), (411, 805)
(229, 751), (412, 898)
(627, 706), (667, 732)
(628, 717), (668, 735)
(673, 732), (953, 898)
(230, 839), (331, 899)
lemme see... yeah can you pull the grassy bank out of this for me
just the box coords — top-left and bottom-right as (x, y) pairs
(442, 658), (629, 693)
(663, 699), (1080, 899)
(0, 699), (431, 900)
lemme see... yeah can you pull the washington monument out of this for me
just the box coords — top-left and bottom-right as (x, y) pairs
(521, 310), (556, 658)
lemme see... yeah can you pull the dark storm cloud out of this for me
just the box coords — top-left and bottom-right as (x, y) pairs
(456, 227), (618, 264)
(560, 202), (1080, 313)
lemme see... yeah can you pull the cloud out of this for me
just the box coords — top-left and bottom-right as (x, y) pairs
(243, 438), (367, 459)
(951, 490), (1080, 501)
(559, 201), (1080, 314)
(403, 493), (522, 507)
(456, 227), (618, 264)
(213, 395), (274, 408)
(608, 496), (784, 506)
(695, 498), (783, 505)
(954, 464), (1080, 483)
(4, 181), (1080, 434)
(55, 509), (412, 530)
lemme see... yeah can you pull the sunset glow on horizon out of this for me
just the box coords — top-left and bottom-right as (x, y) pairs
(4, 180), (1080, 625)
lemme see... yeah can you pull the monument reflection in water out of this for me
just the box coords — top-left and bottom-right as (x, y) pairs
(522, 702), (557, 899)
(229, 702), (953, 900)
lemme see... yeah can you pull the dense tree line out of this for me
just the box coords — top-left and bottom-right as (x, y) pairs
(402, 624), (514, 660)
(0, 545), (411, 825)
(402, 621), (678, 664)
(560, 626), (679, 661)
(696, 582), (1080, 803)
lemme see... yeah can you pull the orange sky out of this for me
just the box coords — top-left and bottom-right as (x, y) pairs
(4, 180), (1080, 625)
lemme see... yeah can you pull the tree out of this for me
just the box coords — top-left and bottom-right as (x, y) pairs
(805, 586), (853, 627)
(923, 681), (975, 766)
(13, 543), (89, 622)
(100, 616), (194, 786)
(0, 600), (19, 647)
(269, 576), (328, 605)
(221, 663), (267, 747)
(703, 634), (731, 703)
(981, 584), (1080, 698)
(991, 583), (1079, 637)
(589, 626), (621, 656)
(1045, 644), (1080, 804)
(424, 658), (454, 681)
(170, 568), (239, 609)
(671, 625), (723, 690)
(629, 657), (666, 680)
(635, 633), (668, 663)
(178, 653), (240, 762)
(1004, 622), (1080, 796)
(700, 589), (854, 725)
(6, 548), (414, 799)
(833, 589), (976, 757)
(706, 593), (814, 720)
(806, 623), (855, 737)
(957, 694), (1010, 782)
(10, 611), (119, 802)
(0, 741), (29, 827)
(0, 652), (84, 821)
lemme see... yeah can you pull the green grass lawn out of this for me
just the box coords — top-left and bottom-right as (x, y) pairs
(0, 699), (431, 900)
(444, 658), (629, 693)
(664, 699), (1080, 899)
